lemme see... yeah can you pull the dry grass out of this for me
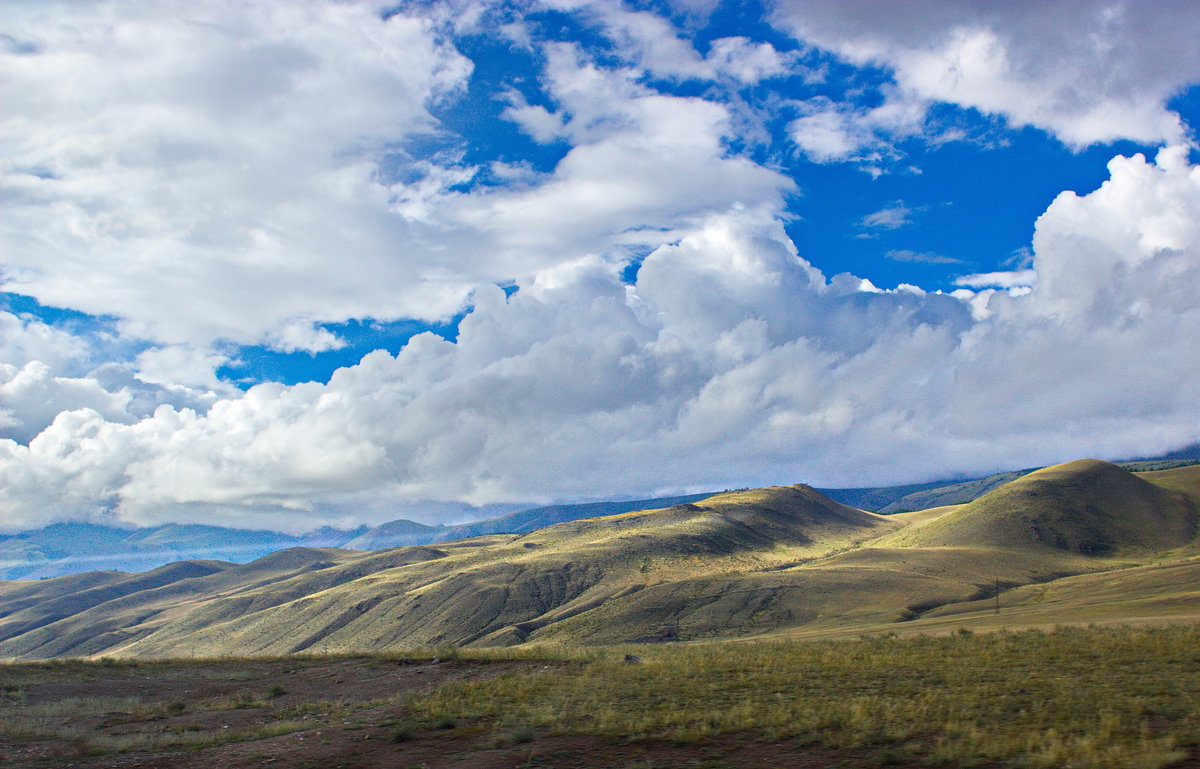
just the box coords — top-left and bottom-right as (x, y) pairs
(413, 624), (1200, 769)
(2, 627), (1199, 767)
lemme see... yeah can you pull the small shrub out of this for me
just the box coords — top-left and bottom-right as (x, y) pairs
(390, 721), (417, 742)
(435, 716), (457, 730)
(214, 690), (265, 710)
(266, 685), (286, 699)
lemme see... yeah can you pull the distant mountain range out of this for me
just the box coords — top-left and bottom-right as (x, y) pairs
(2, 451), (1197, 581)
(0, 494), (716, 580)
(3, 458), (1200, 659)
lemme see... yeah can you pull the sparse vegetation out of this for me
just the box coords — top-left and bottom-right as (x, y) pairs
(0, 626), (1198, 767)
(390, 720), (417, 742)
(412, 625), (1200, 769)
(0, 655), (425, 764)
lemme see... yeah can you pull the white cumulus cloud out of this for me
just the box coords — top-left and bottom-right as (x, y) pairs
(772, 0), (1200, 147)
(1, 0), (473, 355)
(0, 146), (1197, 532)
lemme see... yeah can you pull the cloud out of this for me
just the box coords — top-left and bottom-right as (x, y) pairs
(575, 5), (791, 84)
(0, 311), (93, 375)
(0, 312), (219, 443)
(789, 107), (873, 163)
(885, 249), (962, 265)
(1, 2), (795, 389)
(788, 91), (928, 166)
(705, 36), (792, 84)
(1, 0), (474, 357)
(771, 0), (1200, 147)
(501, 90), (569, 144)
(861, 201), (916, 231)
(955, 269), (1038, 288)
(457, 41), (795, 267)
(2, 145), (1198, 532)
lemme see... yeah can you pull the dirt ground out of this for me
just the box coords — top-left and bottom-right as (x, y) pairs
(3, 657), (1199, 769)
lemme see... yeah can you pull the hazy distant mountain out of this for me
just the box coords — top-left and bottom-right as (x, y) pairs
(0, 523), (365, 581)
(341, 519), (444, 550)
(0, 494), (716, 579)
(4, 459), (1199, 659)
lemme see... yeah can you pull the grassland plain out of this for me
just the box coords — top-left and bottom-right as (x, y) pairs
(3, 460), (1200, 659)
(3, 626), (1200, 768)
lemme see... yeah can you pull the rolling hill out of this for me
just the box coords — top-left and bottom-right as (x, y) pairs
(6, 454), (1196, 581)
(2, 459), (1199, 660)
(889, 459), (1199, 555)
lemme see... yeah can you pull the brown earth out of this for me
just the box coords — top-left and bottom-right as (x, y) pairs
(6, 656), (1200, 769)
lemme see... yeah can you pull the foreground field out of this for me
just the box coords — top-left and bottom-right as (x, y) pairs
(4, 625), (1200, 768)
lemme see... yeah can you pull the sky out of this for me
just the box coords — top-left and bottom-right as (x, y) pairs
(3, 0), (1200, 533)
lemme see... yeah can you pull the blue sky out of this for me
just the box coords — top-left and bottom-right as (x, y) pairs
(3, 0), (1200, 532)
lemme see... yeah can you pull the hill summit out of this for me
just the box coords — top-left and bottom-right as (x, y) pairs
(902, 459), (1199, 555)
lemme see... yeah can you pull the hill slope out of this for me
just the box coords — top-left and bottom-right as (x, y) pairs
(893, 460), (1198, 555)
(2, 461), (1200, 659)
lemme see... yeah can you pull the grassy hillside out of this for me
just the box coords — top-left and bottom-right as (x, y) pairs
(341, 492), (719, 549)
(865, 459), (1197, 514)
(439, 492), (717, 538)
(1140, 463), (1200, 501)
(2, 461), (1200, 660)
(100, 486), (897, 657)
(6, 454), (1196, 582)
(897, 459), (1199, 555)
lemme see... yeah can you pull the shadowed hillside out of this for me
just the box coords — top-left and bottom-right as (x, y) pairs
(875, 470), (1035, 513)
(1, 461), (1200, 660)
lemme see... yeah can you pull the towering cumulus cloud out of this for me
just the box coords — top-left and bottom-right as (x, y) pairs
(1, 0), (1198, 531)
